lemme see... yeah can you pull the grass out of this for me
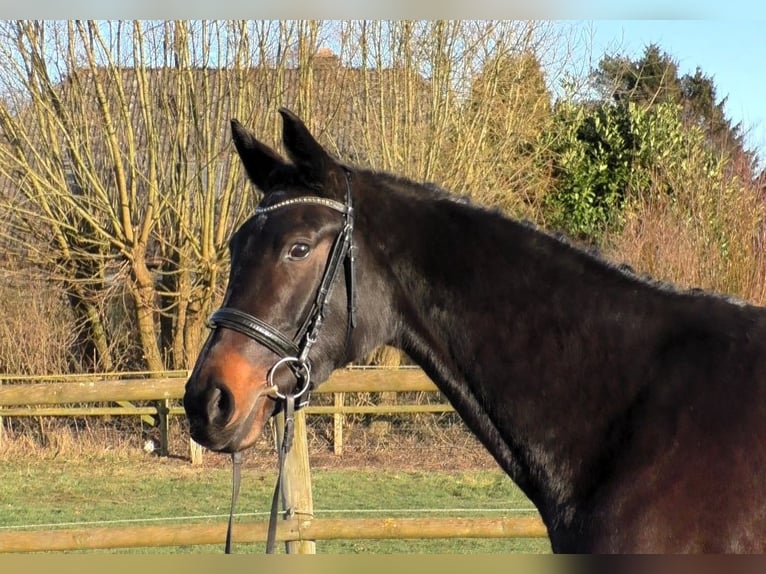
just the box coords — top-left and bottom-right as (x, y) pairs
(0, 452), (549, 554)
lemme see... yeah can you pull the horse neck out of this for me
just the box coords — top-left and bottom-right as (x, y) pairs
(358, 182), (669, 524)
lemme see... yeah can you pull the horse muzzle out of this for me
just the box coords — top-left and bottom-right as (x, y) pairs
(183, 342), (280, 452)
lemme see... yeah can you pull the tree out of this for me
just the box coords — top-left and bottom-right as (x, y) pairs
(461, 48), (554, 214)
(0, 20), (575, 373)
(541, 95), (734, 242)
(541, 99), (638, 240)
(592, 44), (756, 178)
(0, 21), (259, 371)
(593, 43), (682, 106)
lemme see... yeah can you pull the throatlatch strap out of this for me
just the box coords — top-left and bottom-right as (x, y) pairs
(225, 451), (243, 554)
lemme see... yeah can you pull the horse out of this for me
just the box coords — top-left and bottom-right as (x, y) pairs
(184, 107), (766, 553)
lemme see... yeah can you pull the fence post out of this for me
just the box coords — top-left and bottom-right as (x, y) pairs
(333, 391), (344, 455)
(156, 399), (170, 457)
(0, 379), (3, 448)
(275, 408), (315, 554)
(189, 439), (204, 465)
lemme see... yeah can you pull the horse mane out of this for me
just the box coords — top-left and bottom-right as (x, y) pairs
(360, 166), (749, 310)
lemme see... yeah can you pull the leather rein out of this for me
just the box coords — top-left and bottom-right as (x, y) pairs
(206, 173), (356, 553)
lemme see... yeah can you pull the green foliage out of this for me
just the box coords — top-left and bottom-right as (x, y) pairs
(593, 43), (754, 173)
(593, 43), (682, 106)
(541, 98), (725, 242)
(541, 100), (634, 239)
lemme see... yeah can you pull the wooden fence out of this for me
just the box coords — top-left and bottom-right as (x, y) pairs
(0, 368), (548, 553)
(0, 516), (548, 553)
(0, 367), (450, 457)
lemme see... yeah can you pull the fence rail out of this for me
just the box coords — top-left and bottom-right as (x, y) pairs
(0, 516), (548, 553)
(0, 367), (439, 405)
(0, 374), (188, 406)
(0, 367), (449, 456)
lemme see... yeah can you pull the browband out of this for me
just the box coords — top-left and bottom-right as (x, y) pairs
(255, 196), (348, 215)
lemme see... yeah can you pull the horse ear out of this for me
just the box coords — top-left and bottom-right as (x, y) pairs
(230, 119), (286, 191)
(278, 107), (336, 184)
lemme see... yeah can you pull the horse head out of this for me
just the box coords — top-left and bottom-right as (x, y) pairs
(184, 109), (382, 453)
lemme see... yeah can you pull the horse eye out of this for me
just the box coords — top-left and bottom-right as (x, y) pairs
(287, 242), (311, 260)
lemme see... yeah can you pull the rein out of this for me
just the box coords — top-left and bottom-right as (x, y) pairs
(211, 173), (356, 553)
(224, 393), (296, 554)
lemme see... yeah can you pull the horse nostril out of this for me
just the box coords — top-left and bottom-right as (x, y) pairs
(206, 384), (234, 427)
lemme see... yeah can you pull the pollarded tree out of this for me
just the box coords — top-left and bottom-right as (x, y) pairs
(0, 19), (577, 373)
(0, 21), (264, 371)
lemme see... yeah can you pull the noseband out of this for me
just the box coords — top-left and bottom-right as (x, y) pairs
(207, 173), (356, 409)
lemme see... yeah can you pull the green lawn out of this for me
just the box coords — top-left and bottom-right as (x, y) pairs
(0, 454), (549, 554)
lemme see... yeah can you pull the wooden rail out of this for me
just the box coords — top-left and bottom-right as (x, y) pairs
(0, 367), (438, 406)
(0, 368), (447, 456)
(0, 516), (548, 552)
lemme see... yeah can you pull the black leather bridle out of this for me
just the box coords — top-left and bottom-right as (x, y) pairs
(207, 172), (356, 553)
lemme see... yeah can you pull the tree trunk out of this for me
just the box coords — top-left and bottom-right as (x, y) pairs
(129, 250), (164, 372)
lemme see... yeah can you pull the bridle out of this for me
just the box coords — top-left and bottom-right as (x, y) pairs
(206, 171), (356, 553)
(208, 175), (356, 408)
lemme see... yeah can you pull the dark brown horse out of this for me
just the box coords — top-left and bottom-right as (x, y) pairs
(184, 108), (766, 553)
